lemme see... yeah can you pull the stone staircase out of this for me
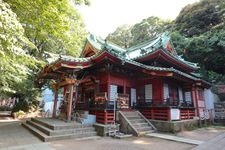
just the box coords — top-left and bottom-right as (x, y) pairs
(118, 110), (156, 136)
(22, 118), (98, 142)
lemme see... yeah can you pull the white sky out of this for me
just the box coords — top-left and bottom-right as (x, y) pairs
(77, 0), (199, 38)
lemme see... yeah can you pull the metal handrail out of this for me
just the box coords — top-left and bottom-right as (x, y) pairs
(73, 112), (83, 124)
(43, 109), (50, 118)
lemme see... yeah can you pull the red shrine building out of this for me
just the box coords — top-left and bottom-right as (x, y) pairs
(39, 33), (210, 125)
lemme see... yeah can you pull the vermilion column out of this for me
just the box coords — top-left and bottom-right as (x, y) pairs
(67, 84), (74, 121)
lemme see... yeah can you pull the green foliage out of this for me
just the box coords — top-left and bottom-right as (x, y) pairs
(0, 0), (44, 108)
(14, 110), (26, 118)
(0, 106), (11, 111)
(175, 0), (225, 37)
(1, 0), (88, 109)
(0, 1), (34, 55)
(12, 100), (29, 113)
(107, 25), (133, 48)
(106, 17), (171, 48)
(131, 17), (172, 46)
(5, 0), (87, 56)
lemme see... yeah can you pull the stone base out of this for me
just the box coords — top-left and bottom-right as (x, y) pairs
(214, 119), (225, 125)
(149, 119), (198, 133)
(93, 123), (120, 136)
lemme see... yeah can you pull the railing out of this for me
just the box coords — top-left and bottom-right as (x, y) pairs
(90, 100), (118, 110)
(76, 100), (118, 110)
(136, 99), (194, 108)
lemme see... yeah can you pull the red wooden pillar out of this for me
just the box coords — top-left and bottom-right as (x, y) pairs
(52, 87), (58, 118)
(187, 109), (190, 119)
(193, 86), (199, 117)
(104, 110), (107, 124)
(151, 108), (154, 119)
(107, 72), (110, 101)
(67, 84), (74, 122)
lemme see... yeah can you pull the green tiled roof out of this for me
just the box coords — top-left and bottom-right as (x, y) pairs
(86, 34), (127, 54)
(42, 33), (202, 81)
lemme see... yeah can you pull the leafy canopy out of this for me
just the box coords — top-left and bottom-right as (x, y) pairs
(5, 0), (87, 56)
(0, 1), (43, 99)
(106, 16), (171, 48)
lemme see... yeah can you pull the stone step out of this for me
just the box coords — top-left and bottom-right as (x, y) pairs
(27, 120), (95, 136)
(31, 118), (90, 130)
(22, 122), (48, 141)
(121, 111), (136, 114)
(122, 112), (139, 116)
(123, 114), (140, 118)
(52, 127), (95, 136)
(45, 132), (98, 142)
(119, 111), (156, 137)
(136, 126), (153, 132)
(129, 119), (146, 123)
(138, 130), (155, 136)
(132, 122), (149, 128)
(22, 122), (98, 142)
(31, 118), (54, 130)
(126, 116), (142, 120)
(27, 120), (52, 135)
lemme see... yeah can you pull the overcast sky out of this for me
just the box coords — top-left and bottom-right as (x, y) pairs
(77, 0), (199, 38)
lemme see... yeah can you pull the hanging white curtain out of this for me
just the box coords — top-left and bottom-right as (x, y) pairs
(131, 88), (136, 106)
(145, 84), (152, 102)
(110, 85), (118, 101)
(163, 83), (169, 102)
(185, 92), (192, 102)
(178, 87), (183, 102)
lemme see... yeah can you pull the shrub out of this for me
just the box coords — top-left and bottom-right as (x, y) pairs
(12, 100), (29, 113)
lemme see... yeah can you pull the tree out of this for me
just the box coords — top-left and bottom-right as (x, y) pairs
(0, 1), (43, 104)
(175, 0), (225, 37)
(130, 16), (172, 46)
(107, 17), (171, 48)
(107, 25), (133, 48)
(0, 0), (34, 55)
(5, 0), (87, 57)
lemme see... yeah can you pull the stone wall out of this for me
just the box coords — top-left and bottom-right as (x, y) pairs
(93, 123), (119, 136)
(150, 119), (198, 133)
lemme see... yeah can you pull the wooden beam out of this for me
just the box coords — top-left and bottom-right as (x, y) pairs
(54, 79), (77, 89)
(142, 70), (173, 77)
(67, 84), (74, 121)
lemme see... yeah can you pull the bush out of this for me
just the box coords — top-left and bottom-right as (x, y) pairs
(15, 110), (26, 118)
(12, 100), (29, 113)
(0, 106), (12, 111)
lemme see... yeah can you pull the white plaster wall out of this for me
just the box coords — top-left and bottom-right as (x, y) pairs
(204, 89), (215, 110)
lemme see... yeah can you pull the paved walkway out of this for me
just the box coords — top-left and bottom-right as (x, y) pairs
(146, 133), (204, 145)
(0, 121), (194, 150)
(192, 132), (225, 150)
(0, 143), (54, 150)
(0, 120), (225, 150)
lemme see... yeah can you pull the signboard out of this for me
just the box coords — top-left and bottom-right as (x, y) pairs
(214, 102), (225, 119)
(170, 109), (180, 120)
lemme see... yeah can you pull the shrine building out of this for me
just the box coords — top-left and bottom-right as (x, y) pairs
(38, 32), (210, 131)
